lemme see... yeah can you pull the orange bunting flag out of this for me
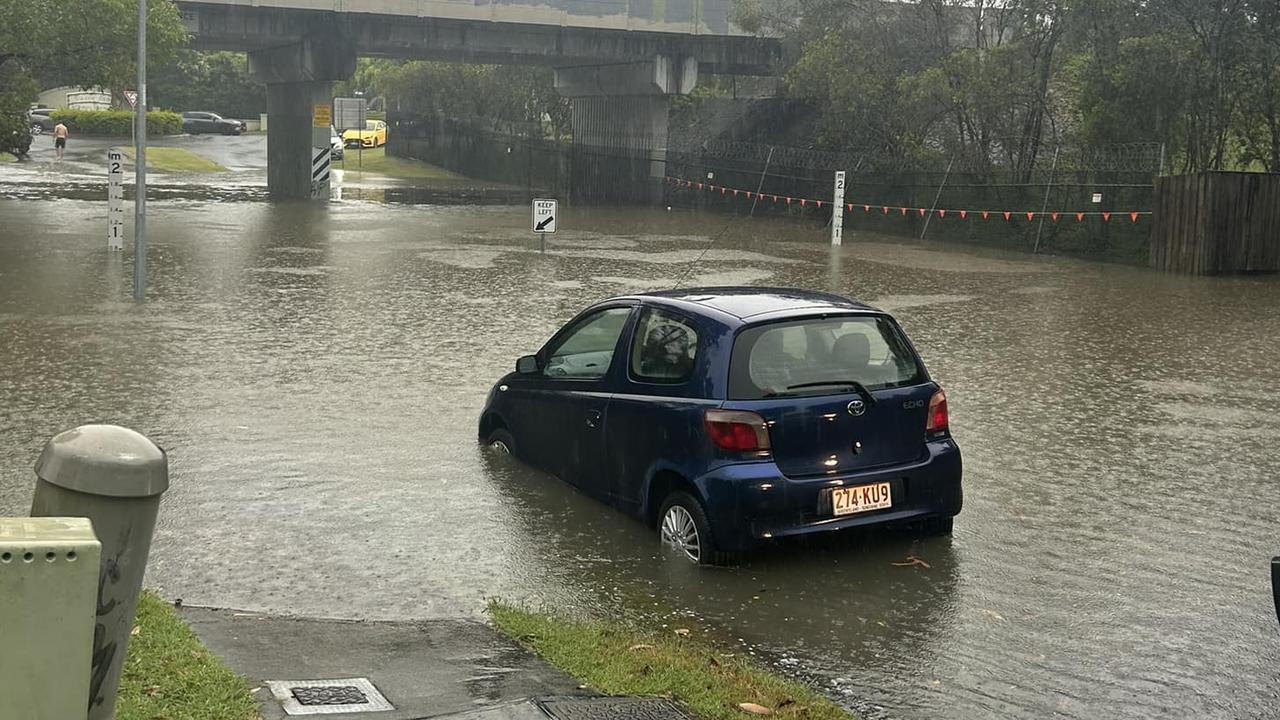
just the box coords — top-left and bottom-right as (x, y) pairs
(938, 209), (946, 218)
(900, 207), (908, 215)
(863, 204), (870, 212)
(745, 191), (753, 198)
(1003, 212), (1012, 221)
(773, 195), (779, 202)
(800, 199), (807, 207)
(1051, 212), (1060, 222)
(982, 211), (990, 220)
(883, 206), (891, 214)
(959, 210), (968, 219)
(721, 187), (727, 195)
(1102, 212), (1111, 222)
(1026, 212), (1035, 221)
(816, 200), (823, 208)
(850, 204), (856, 212)
(697, 183), (703, 190)
(1076, 212), (1085, 222)
(732, 189), (739, 197)
(1130, 212), (1139, 222)
(786, 197), (793, 205)
(918, 208), (927, 217)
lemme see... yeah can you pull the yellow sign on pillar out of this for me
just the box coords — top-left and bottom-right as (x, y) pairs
(312, 104), (331, 128)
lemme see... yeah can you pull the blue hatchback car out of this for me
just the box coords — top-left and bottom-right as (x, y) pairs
(479, 288), (962, 564)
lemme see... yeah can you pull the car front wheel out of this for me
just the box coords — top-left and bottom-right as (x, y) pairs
(485, 428), (516, 456)
(658, 492), (731, 565)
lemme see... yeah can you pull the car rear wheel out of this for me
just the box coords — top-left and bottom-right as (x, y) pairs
(920, 515), (954, 536)
(658, 492), (731, 565)
(486, 428), (516, 456)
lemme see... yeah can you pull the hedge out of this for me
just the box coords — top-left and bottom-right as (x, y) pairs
(48, 109), (183, 136)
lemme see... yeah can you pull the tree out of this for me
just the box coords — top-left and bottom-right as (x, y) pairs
(149, 51), (266, 118)
(0, 0), (186, 153)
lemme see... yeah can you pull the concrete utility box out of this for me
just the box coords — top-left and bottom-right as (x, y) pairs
(0, 516), (101, 720)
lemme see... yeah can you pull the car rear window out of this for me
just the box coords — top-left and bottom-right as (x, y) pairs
(728, 316), (925, 399)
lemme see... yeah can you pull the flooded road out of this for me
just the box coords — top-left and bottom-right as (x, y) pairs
(1, 197), (1278, 720)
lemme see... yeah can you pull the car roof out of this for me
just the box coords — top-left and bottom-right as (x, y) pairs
(617, 287), (884, 324)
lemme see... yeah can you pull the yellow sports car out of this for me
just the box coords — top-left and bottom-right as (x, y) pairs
(343, 120), (387, 148)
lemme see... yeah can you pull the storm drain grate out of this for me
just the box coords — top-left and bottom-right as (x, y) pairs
(292, 686), (368, 706)
(540, 697), (695, 720)
(265, 678), (394, 715)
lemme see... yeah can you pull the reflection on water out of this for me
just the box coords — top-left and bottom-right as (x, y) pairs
(1, 198), (1279, 720)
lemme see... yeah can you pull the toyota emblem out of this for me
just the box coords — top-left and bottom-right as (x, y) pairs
(847, 399), (866, 417)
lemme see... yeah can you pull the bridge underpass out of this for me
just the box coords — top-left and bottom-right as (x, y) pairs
(178, 0), (778, 199)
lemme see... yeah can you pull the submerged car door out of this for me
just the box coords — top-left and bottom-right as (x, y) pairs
(606, 306), (718, 513)
(521, 304), (635, 498)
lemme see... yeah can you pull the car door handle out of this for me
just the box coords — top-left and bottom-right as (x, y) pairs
(585, 410), (601, 429)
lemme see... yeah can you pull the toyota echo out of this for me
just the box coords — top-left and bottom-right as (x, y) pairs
(479, 288), (963, 564)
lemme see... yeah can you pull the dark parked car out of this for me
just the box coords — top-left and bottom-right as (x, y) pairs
(29, 108), (57, 135)
(479, 288), (963, 564)
(181, 111), (244, 135)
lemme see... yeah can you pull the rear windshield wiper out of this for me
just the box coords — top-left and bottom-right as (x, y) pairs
(785, 380), (877, 404)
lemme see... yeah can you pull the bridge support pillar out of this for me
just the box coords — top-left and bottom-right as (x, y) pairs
(555, 56), (697, 203)
(249, 35), (355, 200)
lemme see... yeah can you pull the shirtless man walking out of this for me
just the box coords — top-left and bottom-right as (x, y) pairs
(53, 122), (68, 160)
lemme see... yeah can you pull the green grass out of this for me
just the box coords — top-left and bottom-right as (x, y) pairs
(117, 592), (260, 720)
(1, 153), (15, 162)
(489, 603), (857, 720)
(335, 146), (464, 180)
(123, 147), (228, 173)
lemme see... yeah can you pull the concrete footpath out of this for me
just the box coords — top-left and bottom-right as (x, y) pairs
(182, 606), (596, 720)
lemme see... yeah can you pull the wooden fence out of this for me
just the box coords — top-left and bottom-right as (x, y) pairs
(1150, 172), (1280, 274)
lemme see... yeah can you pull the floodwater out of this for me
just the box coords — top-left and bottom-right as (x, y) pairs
(1, 194), (1279, 720)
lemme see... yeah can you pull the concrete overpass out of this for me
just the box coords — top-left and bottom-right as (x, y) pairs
(177, 0), (778, 199)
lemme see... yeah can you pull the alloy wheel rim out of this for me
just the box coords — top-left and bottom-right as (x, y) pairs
(661, 505), (701, 563)
(490, 439), (510, 455)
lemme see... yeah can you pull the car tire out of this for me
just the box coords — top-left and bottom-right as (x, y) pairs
(658, 492), (733, 566)
(920, 515), (954, 536)
(485, 428), (517, 457)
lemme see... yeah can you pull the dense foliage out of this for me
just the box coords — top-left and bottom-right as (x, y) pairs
(49, 108), (182, 135)
(149, 51), (265, 118)
(338, 58), (571, 137)
(731, 0), (1280, 173)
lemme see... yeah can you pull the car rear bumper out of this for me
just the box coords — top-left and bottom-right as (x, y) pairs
(695, 439), (963, 552)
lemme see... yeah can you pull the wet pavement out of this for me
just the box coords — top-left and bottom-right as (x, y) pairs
(1, 190), (1279, 720)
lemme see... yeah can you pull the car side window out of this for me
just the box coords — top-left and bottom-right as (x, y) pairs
(544, 307), (631, 380)
(630, 308), (698, 384)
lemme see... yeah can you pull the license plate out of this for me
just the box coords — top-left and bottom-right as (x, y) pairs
(831, 482), (892, 517)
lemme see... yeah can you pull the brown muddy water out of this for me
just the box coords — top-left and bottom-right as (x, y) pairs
(1, 197), (1277, 720)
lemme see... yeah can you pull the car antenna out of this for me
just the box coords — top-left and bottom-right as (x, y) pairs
(671, 147), (775, 290)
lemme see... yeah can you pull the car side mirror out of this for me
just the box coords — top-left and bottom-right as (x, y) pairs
(516, 355), (539, 375)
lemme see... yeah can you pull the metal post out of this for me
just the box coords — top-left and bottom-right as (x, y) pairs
(1033, 146), (1061, 255)
(748, 146), (774, 218)
(132, 0), (147, 302)
(30, 425), (169, 720)
(919, 157), (955, 240)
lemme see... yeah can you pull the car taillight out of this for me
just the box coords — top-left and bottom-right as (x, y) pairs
(926, 388), (949, 435)
(704, 409), (771, 452)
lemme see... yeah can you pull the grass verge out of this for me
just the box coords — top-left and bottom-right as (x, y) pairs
(335, 146), (464, 180)
(489, 603), (857, 720)
(117, 591), (260, 720)
(123, 147), (228, 173)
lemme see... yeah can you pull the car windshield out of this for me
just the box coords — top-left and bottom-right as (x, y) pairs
(728, 316), (925, 399)
(366, 120), (379, 130)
